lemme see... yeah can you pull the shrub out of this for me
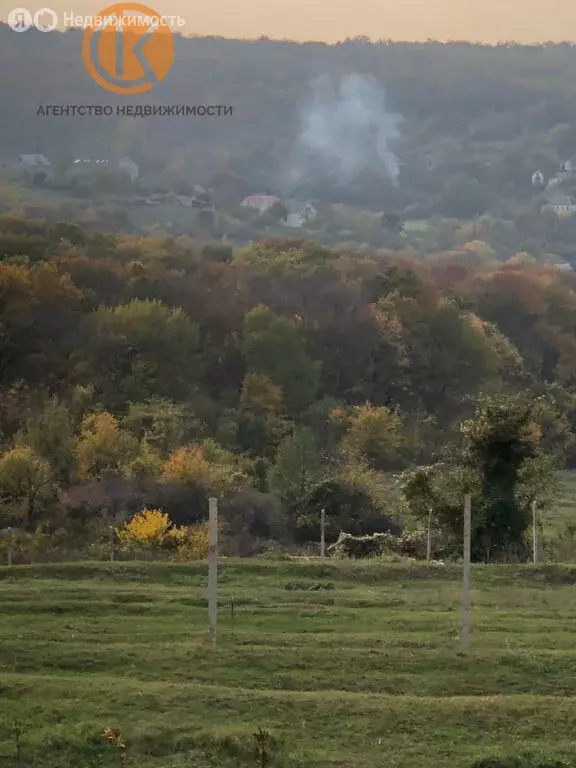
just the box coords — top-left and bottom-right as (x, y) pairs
(0, 527), (42, 564)
(220, 491), (288, 556)
(327, 529), (428, 559)
(116, 509), (217, 560)
(328, 532), (392, 558)
(170, 521), (211, 561)
(396, 529), (428, 558)
(0, 523), (108, 563)
(116, 508), (172, 548)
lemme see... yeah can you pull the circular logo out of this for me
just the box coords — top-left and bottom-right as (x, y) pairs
(82, 2), (174, 95)
(8, 7), (33, 31)
(34, 7), (58, 31)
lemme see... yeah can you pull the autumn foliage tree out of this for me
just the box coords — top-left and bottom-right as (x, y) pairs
(75, 412), (141, 481)
(162, 443), (250, 497)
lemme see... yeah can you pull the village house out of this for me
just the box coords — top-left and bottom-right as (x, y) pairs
(11, 154), (52, 180)
(544, 193), (576, 217)
(531, 170), (544, 186)
(281, 201), (317, 228)
(544, 254), (574, 271)
(240, 194), (281, 214)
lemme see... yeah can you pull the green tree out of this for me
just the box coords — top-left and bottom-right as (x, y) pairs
(268, 426), (325, 505)
(401, 394), (560, 562)
(122, 397), (192, 455)
(341, 404), (408, 470)
(460, 394), (549, 561)
(0, 446), (54, 530)
(236, 372), (287, 458)
(377, 293), (503, 417)
(0, 261), (82, 388)
(243, 305), (320, 415)
(400, 462), (476, 556)
(78, 299), (201, 409)
(15, 397), (76, 484)
(296, 459), (400, 544)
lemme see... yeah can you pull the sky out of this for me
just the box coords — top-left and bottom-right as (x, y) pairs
(1, 0), (576, 42)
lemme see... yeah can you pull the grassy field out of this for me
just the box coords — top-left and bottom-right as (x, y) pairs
(1, 561), (576, 767)
(547, 471), (576, 537)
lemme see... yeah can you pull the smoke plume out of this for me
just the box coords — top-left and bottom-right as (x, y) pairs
(282, 73), (403, 193)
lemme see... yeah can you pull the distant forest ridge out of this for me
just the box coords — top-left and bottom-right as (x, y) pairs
(3, 30), (576, 181)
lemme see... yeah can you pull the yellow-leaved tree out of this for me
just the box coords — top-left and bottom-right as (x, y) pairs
(116, 508), (210, 560)
(116, 508), (171, 548)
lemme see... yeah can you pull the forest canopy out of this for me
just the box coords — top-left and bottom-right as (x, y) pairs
(0, 216), (574, 560)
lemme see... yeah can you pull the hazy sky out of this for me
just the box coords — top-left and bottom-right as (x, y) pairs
(2, 0), (576, 42)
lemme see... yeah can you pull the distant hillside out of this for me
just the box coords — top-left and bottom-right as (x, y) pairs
(4, 30), (576, 210)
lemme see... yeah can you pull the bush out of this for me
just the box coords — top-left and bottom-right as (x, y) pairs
(115, 509), (215, 561)
(295, 478), (401, 544)
(116, 508), (172, 549)
(328, 532), (393, 558)
(0, 527), (42, 564)
(396, 529), (428, 558)
(170, 521), (211, 561)
(220, 491), (288, 556)
(327, 529), (429, 559)
(0, 523), (108, 564)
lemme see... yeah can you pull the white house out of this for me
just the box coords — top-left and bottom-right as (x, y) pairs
(13, 153), (51, 169)
(281, 201), (317, 228)
(240, 194), (281, 214)
(532, 170), (544, 186)
(174, 194), (194, 208)
(545, 193), (576, 217)
(12, 154), (52, 176)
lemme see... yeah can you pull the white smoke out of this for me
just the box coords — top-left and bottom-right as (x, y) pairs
(282, 73), (403, 193)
